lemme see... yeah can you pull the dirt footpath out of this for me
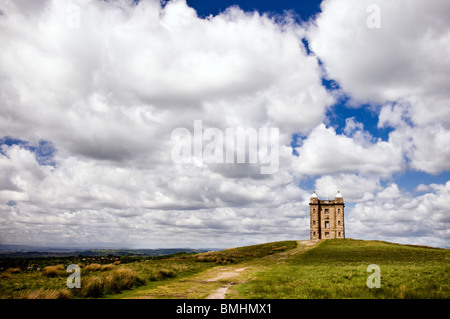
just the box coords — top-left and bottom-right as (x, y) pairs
(131, 240), (321, 299)
(205, 240), (321, 299)
(205, 267), (250, 299)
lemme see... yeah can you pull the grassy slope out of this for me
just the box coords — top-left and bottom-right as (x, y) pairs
(231, 239), (450, 299)
(112, 240), (298, 299)
(1, 239), (448, 299)
(0, 240), (297, 299)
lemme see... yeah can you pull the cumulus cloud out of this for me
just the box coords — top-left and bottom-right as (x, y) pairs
(0, 0), (332, 247)
(314, 174), (381, 203)
(0, 0), (332, 147)
(307, 0), (450, 175)
(0, 0), (448, 248)
(379, 103), (450, 174)
(292, 123), (404, 177)
(347, 182), (450, 248)
(308, 0), (450, 105)
(304, 0), (450, 247)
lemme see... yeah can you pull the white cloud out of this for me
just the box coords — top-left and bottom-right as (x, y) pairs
(308, 0), (450, 105)
(0, 0), (448, 249)
(377, 101), (450, 173)
(347, 182), (450, 248)
(0, 0), (334, 247)
(314, 174), (381, 203)
(415, 184), (430, 193)
(0, 0), (332, 148)
(308, 0), (450, 175)
(293, 123), (404, 177)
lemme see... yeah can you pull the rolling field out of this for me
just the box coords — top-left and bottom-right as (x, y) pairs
(231, 239), (449, 299)
(0, 239), (448, 299)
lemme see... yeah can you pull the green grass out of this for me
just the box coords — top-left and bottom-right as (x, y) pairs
(233, 239), (450, 299)
(0, 241), (296, 299)
(0, 259), (211, 299)
(1, 239), (448, 299)
(192, 241), (298, 264)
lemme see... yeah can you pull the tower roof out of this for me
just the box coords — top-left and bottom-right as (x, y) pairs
(310, 191), (318, 198)
(335, 190), (343, 198)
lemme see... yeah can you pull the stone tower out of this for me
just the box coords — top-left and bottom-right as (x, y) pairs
(310, 191), (345, 240)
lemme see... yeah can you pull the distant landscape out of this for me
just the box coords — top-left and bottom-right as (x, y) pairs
(0, 244), (211, 258)
(0, 239), (448, 299)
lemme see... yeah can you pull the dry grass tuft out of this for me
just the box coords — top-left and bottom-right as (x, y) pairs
(157, 268), (175, 279)
(85, 263), (102, 271)
(17, 288), (71, 299)
(1, 268), (21, 279)
(41, 265), (64, 277)
(84, 263), (114, 271)
(105, 268), (139, 292)
(78, 276), (105, 298)
(72, 268), (140, 297)
(5, 268), (21, 274)
(100, 264), (114, 271)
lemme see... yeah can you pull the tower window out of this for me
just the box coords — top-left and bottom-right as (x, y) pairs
(325, 221), (329, 228)
(338, 209), (340, 213)
(338, 232), (341, 237)
(338, 221), (341, 225)
(325, 209), (329, 213)
(313, 220), (316, 225)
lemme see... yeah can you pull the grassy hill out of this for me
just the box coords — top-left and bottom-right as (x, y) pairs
(231, 239), (449, 299)
(1, 239), (448, 299)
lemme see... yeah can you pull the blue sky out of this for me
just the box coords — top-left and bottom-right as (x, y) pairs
(0, 137), (56, 167)
(187, 0), (322, 20)
(0, 0), (449, 249)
